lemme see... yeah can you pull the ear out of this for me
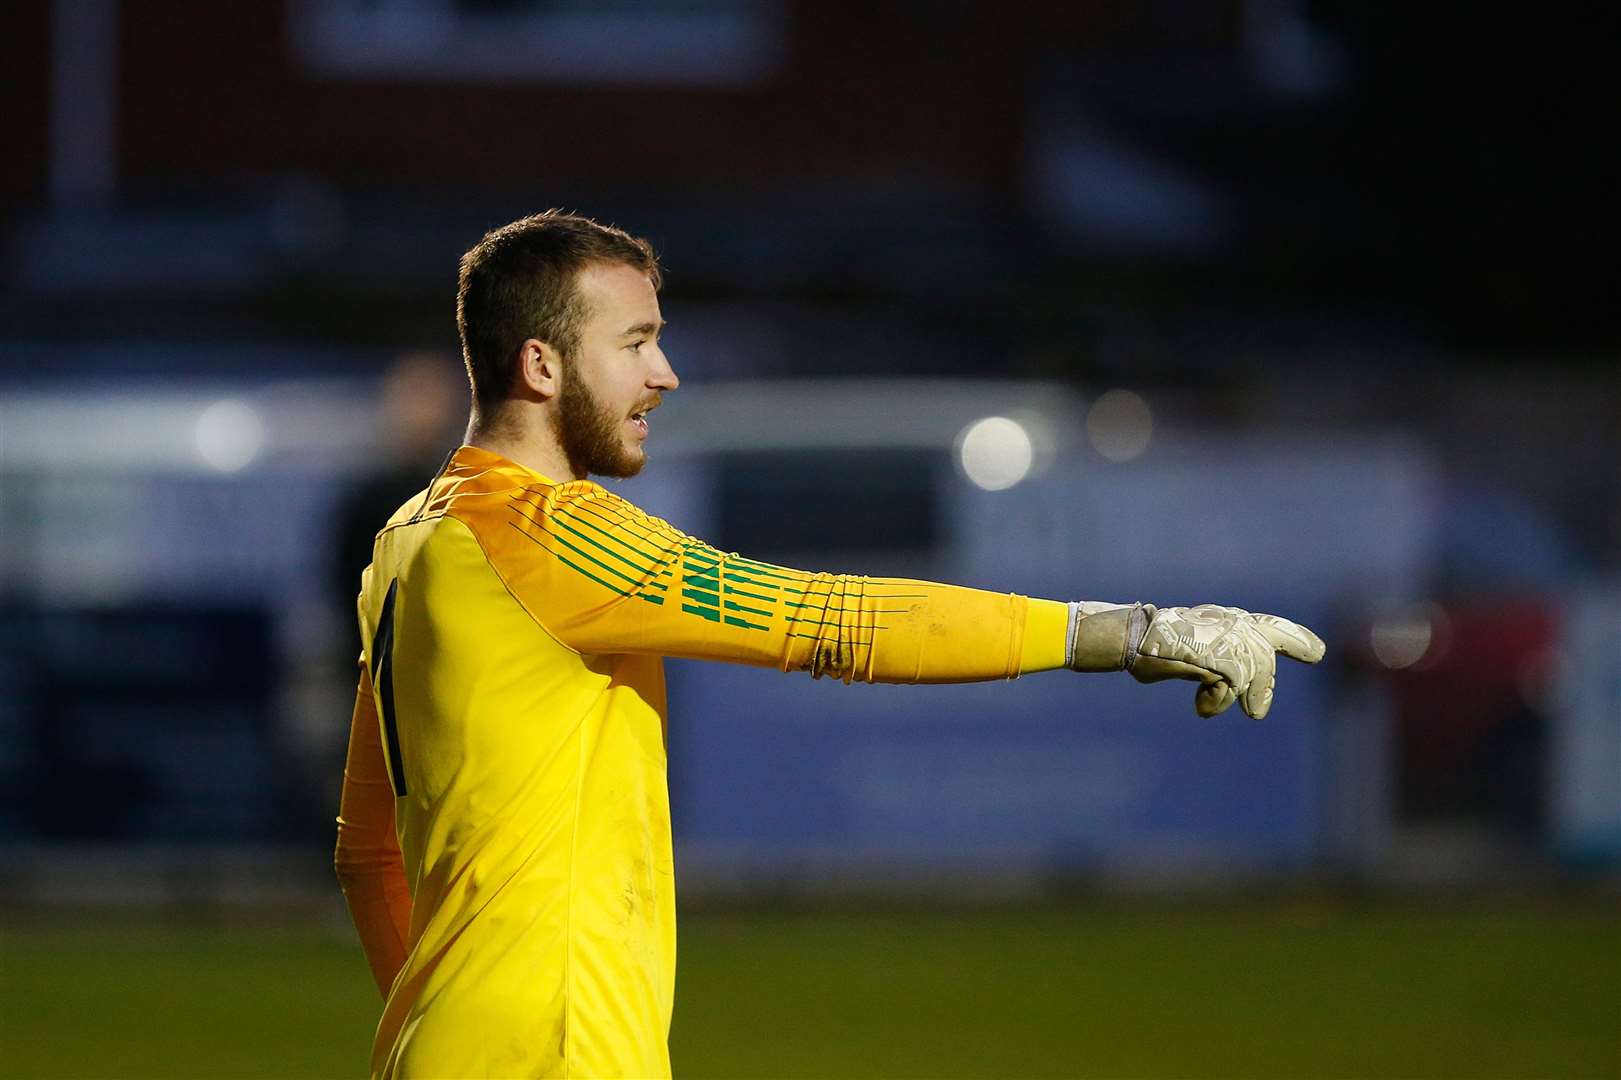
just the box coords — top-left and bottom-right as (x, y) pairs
(515, 338), (564, 401)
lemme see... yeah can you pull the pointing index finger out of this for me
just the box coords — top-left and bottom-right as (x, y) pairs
(1251, 614), (1326, 664)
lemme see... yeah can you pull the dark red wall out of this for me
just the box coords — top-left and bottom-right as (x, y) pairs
(9, 1), (1238, 201)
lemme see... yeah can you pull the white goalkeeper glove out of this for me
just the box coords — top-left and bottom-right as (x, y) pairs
(1066, 602), (1325, 719)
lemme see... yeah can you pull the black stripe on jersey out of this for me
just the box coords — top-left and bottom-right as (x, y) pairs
(372, 578), (409, 798)
(407, 447), (457, 524)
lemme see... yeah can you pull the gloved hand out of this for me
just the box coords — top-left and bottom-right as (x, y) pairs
(1067, 602), (1325, 719)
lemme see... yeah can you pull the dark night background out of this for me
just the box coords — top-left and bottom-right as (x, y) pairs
(1, 4), (1616, 1078)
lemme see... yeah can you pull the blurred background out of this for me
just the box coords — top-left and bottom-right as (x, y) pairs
(1, 2), (1617, 1077)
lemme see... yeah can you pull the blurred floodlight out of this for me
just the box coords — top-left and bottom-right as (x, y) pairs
(1086, 389), (1153, 462)
(957, 416), (1034, 491)
(1369, 601), (1449, 669)
(195, 399), (265, 472)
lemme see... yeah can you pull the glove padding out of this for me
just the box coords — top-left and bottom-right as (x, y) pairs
(1129, 604), (1325, 719)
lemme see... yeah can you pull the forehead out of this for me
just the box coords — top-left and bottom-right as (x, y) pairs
(575, 261), (659, 324)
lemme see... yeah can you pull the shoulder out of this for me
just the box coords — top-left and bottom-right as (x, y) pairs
(414, 447), (691, 563)
(460, 477), (665, 555)
(374, 447), (527, 535)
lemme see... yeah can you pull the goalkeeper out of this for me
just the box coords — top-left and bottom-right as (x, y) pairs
(334, 211), (1325, 1079)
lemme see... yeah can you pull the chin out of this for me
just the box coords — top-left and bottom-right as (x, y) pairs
(596, 452), (646, 480)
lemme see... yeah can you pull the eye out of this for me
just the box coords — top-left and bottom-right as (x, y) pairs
(626, 339), (645, 353)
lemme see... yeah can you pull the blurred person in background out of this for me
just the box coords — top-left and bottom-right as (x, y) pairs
(332, 210), (1325, 1078)
(280, 352), (466, 844)
(329, 349), (467, 649)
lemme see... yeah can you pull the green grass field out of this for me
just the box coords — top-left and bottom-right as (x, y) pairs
(3, 900), (1616, 1079)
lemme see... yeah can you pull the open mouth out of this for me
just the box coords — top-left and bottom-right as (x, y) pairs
(628, 397), (660, 440)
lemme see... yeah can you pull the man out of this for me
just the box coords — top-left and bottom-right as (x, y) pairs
(334, 211), (1325, 1078)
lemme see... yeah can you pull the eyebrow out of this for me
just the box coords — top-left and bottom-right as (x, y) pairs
(620, 320), (665, 338)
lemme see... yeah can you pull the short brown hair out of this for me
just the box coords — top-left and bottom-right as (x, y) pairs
(456, 210), (662, 415)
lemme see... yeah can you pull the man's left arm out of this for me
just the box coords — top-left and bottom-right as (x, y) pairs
(490, 480), (1057, 683)
(486, 482), (1323, 714)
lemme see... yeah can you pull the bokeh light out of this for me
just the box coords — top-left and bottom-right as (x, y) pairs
(195, 399), (265, 472)
(1369, 601), (1451, 669)
(956, 416), (1034, 491)
(1086, 389), (1153, 462)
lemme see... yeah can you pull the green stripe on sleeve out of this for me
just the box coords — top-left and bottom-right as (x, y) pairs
(507, 523), (630, 598)
(682, 603), (721, 623)
(549, 511), (672, 588)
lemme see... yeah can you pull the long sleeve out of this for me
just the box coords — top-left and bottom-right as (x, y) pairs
(464, 477), (1072, 684)
(333, 663), (413, 996)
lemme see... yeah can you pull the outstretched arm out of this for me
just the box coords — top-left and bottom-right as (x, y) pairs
(473, 479), (1324, 710)
(480, 479), (1072, 684)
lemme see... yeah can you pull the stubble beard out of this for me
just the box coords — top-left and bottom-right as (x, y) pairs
(554, 361), (646, 480)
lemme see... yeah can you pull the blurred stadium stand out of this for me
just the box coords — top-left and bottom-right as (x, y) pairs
(0, 0), (1616, 913)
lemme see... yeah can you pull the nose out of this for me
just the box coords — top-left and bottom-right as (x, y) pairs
(648, 345), (679, 392)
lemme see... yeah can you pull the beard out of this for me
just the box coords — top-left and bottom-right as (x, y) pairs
(553, 362), (646, 480)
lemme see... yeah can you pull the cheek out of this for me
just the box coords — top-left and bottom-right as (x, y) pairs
(620, 369), (649, 404)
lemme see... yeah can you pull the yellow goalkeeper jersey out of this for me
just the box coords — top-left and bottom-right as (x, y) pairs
(339, 445), (1069, 1078)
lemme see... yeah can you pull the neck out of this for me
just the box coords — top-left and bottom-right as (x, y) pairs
(465, 405), (580, 482)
